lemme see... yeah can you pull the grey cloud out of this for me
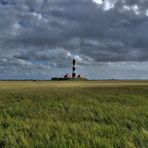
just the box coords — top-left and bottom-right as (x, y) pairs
(0, 0), (148, 79)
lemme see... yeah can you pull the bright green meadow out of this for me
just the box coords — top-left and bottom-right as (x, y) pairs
(0, 81), (148, 147)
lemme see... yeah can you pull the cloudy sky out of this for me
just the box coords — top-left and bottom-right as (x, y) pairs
(0, 0), (148, 79)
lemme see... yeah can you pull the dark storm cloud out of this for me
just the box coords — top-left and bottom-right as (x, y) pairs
(0, 0), (148, 79)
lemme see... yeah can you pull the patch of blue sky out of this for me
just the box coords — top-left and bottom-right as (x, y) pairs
(30, 60), (49, 65)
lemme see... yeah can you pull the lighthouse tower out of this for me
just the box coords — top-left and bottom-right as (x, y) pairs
(72, 59), (76, 78)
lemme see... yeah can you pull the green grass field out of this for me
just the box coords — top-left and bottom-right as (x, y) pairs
(0, 81), (148, 148)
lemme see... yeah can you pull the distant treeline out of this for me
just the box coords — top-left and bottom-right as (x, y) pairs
(51, 77), (88, 81)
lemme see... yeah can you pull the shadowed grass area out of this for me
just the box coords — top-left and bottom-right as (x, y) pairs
(0, 81), (148, 147)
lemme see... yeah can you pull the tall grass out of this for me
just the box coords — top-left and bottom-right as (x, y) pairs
(0, 81), (148, 147)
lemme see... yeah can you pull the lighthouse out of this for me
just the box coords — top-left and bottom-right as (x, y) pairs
(72, 59), (76, 78)
(51, 58), (87, 80)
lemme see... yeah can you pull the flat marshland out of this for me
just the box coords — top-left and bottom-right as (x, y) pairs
(0, 81), (148, 147)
